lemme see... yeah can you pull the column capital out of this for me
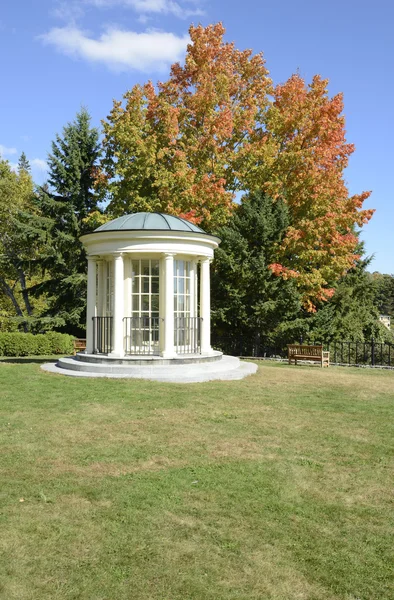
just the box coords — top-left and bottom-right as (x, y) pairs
(198, 255), (212, 264)
(87, 254), (98, 262)
(112, 252), (124, 259)
(162, 252), (176, 259)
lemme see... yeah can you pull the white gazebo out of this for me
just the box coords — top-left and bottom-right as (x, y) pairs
(42, 212), (257, 381)
(80, 212), (220, 360)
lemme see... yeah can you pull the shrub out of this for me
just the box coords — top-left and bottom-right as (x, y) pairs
(0, 332), (75, 357)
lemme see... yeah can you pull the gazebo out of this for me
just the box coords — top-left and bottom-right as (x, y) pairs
(81, 212), (220, 359)
(42, 212), (257, 382)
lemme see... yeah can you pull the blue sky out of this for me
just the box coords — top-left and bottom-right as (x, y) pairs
(1, 0), (392, 273)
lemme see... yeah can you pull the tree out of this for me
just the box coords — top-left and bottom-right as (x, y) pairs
(31, 109), (102, 333)
(211, 191), (303, 354)
(18, 152), (30, 173)
(0, 159), (41, 331)
(263, 75), (374, 310)
(100, 23), (272, 229)
(306, 257), (393, 342)
(372, 272), (394, 317)
(99, 23), (372, 309)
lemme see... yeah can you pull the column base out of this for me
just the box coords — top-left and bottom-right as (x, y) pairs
(201, 346), (213, 355)
(160, 350), (177, 359)
(110, 350), (125, 358)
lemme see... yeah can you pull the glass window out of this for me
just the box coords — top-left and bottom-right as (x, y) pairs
(106, 260), (114, 316)
(130, 259), (161, 321)
(141, 260), (150, 276)
(141, 295), (149, 312)
(151, 260), (160, 276)
(173, 259), (191, 320)
(151, 296), (159, 313)
(142, 278), (150, 294)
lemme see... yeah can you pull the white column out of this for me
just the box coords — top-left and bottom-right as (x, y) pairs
(110, 253), (125, 357)
(200, 257), (212, 354)
(162, 253), (176, 358)
(97, 259), (105, 316)
(189, 260), (196, 318)
(124, 256), (132, 317)
(86, 256), (97, 354)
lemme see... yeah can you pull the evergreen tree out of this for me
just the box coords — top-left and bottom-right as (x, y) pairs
(372, 273), (394, 317)
(306, 256), (393, 343)
(211, 192), (303, 354)
(18, 152), (30, 173)
(31, 108), (102, 334)
(48, 107), (101, 225)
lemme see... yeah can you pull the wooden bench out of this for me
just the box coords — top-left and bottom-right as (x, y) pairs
(73, 338), (86, 355)
(287, 344), (330, 368)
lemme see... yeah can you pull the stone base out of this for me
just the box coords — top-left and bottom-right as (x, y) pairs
(75, 350), (223, 366)
(41, 354), (257, 383)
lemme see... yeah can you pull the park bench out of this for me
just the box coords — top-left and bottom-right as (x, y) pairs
(73, 338), (86, 355)
(287, 344), (330, 368)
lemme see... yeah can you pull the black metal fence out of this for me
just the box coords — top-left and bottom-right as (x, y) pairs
(212, 332), (394, 368)
(174, 317), (201, 355)
(92, 316), (113, 354)
(123, 316), (161, 355)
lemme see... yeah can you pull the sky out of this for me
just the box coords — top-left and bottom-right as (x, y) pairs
(0, 0), (393, 273)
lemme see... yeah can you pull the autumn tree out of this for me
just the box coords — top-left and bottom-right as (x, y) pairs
(262, 74), (373, 309)
(100, 23), (272, 229)
(100, 23), (373, 309)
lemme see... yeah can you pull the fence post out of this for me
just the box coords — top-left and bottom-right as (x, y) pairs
(371, 337), (375, 366)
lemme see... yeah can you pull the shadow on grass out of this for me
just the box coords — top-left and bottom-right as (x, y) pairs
(0, 356), (66, 365)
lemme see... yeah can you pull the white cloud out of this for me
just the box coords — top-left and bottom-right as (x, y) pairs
(39, 26), (189, 72)
(85, 0), (203, 18)
(31, 158), (48, 171)
(0, 144), (18, 157)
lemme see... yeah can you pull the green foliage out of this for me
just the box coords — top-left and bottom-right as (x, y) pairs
(307, 258), (394, 343)
(18, 152), (31, 173)
(212, 193), (392, 351)
(372, 272), (394, 317)
(48, 107), (102, 223)
(0, 331), (74, 356)
(0, 158), (44, 330)
(211, 191), (302, 352)
(30, 108), (102, 334)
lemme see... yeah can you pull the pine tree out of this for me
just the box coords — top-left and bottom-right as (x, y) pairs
(211, 192), (303, 354)
(307, 256), (393, 342)
(18, 152), (30, 173)
(31, 108), (102, 334)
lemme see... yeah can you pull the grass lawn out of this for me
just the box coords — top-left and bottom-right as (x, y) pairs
(0, 360), (393, 600)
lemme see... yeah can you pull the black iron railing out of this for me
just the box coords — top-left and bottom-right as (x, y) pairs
(92, 316), (113, 354)
(174, 317), (201, 355)
(123, 316), (161, 355)
(212, 332), (394, 368)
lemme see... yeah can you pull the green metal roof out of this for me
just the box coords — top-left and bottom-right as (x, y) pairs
(95, 212), (206, 234)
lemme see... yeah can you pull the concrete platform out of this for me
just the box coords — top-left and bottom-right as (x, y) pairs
(41, 355), (257, 383)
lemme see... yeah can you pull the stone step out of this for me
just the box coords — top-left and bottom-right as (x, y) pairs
(42, 355), (258, 383)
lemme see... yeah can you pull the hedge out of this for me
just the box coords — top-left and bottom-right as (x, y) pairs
(0, 332), (75, 357)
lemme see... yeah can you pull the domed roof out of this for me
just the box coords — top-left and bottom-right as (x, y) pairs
(95, 212), (206, 234)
